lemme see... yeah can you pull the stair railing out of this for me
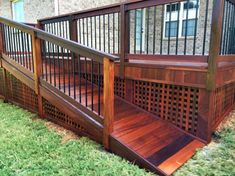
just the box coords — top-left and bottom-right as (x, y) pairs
(0, 16), (119, 149)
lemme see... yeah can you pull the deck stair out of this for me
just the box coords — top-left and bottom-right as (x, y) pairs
(49, 72), (204, 175)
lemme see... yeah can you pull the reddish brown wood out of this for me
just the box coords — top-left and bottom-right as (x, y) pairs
(32, 27), (43, 117)
(103, 58), (115, 149)
(2, 68), (8, 102)
(120, 4), (129, 77)
(128, 54), (208, 63)
(207, 0), (225, 90)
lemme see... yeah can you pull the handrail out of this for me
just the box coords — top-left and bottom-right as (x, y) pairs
(0, 17), (119, 63)
(38, 0), (186, 23)
(0, 16), (117, 149)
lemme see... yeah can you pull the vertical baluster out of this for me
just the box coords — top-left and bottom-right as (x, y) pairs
(203, 0), (209, 55)
(193, 0), (199, 55)
(67, 49), (71, 96)
(160, 5), (164, 55)
(25, 33), (29, 69)
(98, 62), (101, 115)
(146, 7), (150, 54)
(140, 9), (143, 54)
(225, 2), (232, 54)
(184, 0), (190, 55)
(24, 33), (29, 69)
(11, 28), (16, 61)
(176, 3), (180, 55)
(86, 18), (89, 46)
(168, 4), (172, 55)
(78, 55), (82, 103)
(118, 13), (120, 54)
(20, 31), (25, 67)
(95, 16), (97, 49)
(41, 39), (44, 79)
(2, 25), (6, 54)
(72, 52), (76, 99)
(91, 59), (94, 111)
(230, 3), (234, 53)
(79, 18), (82, 44)
(62, 47), (65, 93)
(85, 57), (88, 106)
(8, 26), (12, 58)
(52, 23), (56, 87)
(103, 15), (106, 52)
(27, 33), (32, 71)
(134, 10), (137, 54)
(17, 29), (22, 63)
(48, 41), (52, 84)
(57, 45), (61, 90)
(223, 1), (229, 54)
(30, 34), (34, 73)
(108, 14), (110, 53)
(99, 15), (101, 51)
(230, 4), (235, 54)
(153, 6), (156, 55)
(90, 17), (93, 48)
(82, 18), (85, 45)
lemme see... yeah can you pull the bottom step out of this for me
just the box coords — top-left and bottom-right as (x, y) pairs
(110, 109), (205, 176)
(110, 136), (204, 175)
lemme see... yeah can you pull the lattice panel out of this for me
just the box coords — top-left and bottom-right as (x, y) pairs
(43, 98), (89, 136)
(0, 68), (4, 96)
(212, 83), (235, 129)
(114, 77), (125, 98)
(133, 80), (199, 135)
(83, 73), (125, 98)
(6, 72), (38, 112)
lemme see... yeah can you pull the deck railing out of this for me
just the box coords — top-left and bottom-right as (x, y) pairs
(0, 16), (119, 149)
(220, 0), (235, 55)
(39, 0), (213, 61)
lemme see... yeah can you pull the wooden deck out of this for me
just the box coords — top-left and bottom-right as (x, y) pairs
(46, 71), (205, 175)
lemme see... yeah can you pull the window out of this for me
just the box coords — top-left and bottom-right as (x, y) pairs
(12, 0), (24, 22)
(164, 0), (199, 38)
(165, 21), (178, 37)
(182, 19), (196, 36)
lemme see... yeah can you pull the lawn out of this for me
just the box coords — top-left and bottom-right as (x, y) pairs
(0, 100), (234, 176)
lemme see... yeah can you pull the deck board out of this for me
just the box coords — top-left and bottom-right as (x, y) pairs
(43, 70), (204, 175)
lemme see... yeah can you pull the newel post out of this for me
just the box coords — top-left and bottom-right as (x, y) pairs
(103, 58), (114, 149)
(120, 4), (129, 78)
(207, 0), (225, 91)
(32, 25), (43, 118)
(201, 0), (225, 143)
(0, 23), (8, 102)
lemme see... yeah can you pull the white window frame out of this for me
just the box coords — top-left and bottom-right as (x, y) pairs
(163, 0), (200, 39)
(12, 0), (25, 22)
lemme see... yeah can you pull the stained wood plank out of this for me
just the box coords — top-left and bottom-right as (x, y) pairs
(158, 140), (204, 175)
(146, 134), (193, 166)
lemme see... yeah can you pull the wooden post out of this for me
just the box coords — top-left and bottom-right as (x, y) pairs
(206, 0), (225, 90)
(0, 23), (3, 60)
(197, 89), (213, 143)
(32, 26), (43, 118)
(69, 17), (78, 42)
(204, 0), (225, 143)
(120, 4), (129, 78)
(2, 68), (8, 103)
(103, 58), (114, 149)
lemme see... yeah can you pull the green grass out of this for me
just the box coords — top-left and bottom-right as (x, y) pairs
(0, 100), (153, 176)
(174, 113), (235, 176)
(0, 100), (235, 176)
